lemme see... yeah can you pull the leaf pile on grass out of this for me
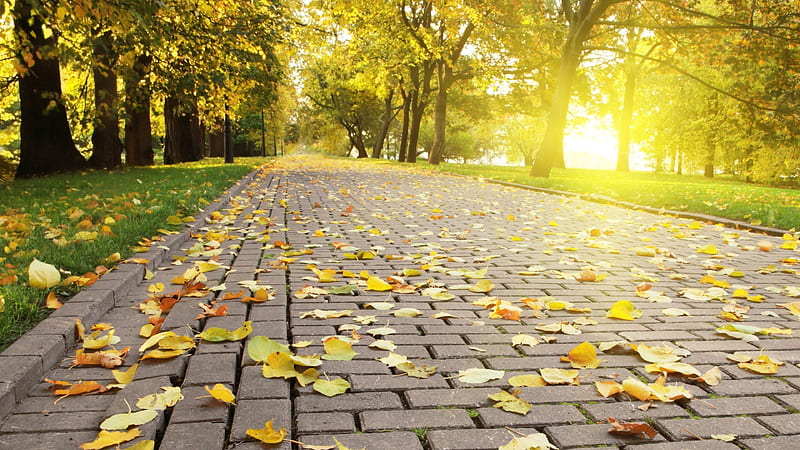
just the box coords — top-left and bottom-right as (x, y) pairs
(0, 158), (263, 350)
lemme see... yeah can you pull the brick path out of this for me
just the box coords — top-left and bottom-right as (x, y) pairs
(2, 156), (800, 449)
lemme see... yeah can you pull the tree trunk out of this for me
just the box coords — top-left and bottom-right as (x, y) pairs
(615, 65), (636, 172)
(398, 87), (411, 162)
(428, 61), (451, 166)
(14, 0), (86, 178)
(406, 62), (434, 163)
(124, 54), (153, 166)
(371, 90), (395, 159)
(704, 140), (715, 178)
(88, 30), (123, 170)
(530, 41), (580, 178)
(163, 96), (204, 164)
(208, 120), (225, 157)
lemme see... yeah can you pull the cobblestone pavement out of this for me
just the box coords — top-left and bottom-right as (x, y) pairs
(2, 156), (800, 450)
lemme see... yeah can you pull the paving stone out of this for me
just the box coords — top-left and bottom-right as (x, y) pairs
(626, 441), (740, 450)
(350, 374), (450, 392)
(296, 412), (355, 433)
(297, 431), (423, 450)
(237, 366), (290, 399)
(656, 416), (772, 440)
(478, 403), (586, 427)
(0, 383), (13, 422)
(0, 411), (105, 433)
(13, 394), (113, 414)
(229, 399), (291, 442)
(405, 387), (497, 408)
(545, 422), (667, 447)
(686, 396), (788, 417)
(426, 427), (541, 450)
(0, 431), (97, 450)
(758, 414), (800, 434)
(183, 353), (237, 386)
(429, 344), (519, 358)
(160, 421), (227, 449)
(170, 386), (231, 423)
(0, 355), (42, 401)
(740, 435), (800, 450)
(708, 378), (797, 396)
(296, 392), (402, 413)
(360, 408), (475, 431)
(1, 331), (65, 372)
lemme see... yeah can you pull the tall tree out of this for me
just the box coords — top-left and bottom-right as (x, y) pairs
(87, 30), (123, 169)
(13, 0), (86, 177)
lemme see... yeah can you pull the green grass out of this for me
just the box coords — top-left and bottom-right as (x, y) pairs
(0, 157), (265, 350)
(414, 162), (800, 231)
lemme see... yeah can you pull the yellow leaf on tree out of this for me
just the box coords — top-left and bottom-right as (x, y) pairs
(246, 419), (286, 444)
(606, 300), (642, 321)
(80, 429), (142, 449)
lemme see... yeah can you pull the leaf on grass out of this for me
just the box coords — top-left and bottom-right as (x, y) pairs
(80, 429), (142, 449)
(100, 409), (158, 431)
(247, 419), (286, 444)
(607, 417), (658, 439)
(322, 337), (357, 360)
(28, 259), (61, 289)
(489, 390), (531, 415)
(458, 368), (505, 384)
(563, 342), (602, 369)
(606, 300), (642, 320)
(313, 378), (350, 397)
(45, 292), (63, 309)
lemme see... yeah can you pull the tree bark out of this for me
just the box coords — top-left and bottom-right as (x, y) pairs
(163, 96), (204, 164)
(371, 90), (396, 159)
(406, 62), (434, 163)
(530, 0), (619, 178)
(88, 30), (123, 170)
(615, 64), (636, 172)
(124, 54), (153, 166)
(208, 120), (225, 157)
(398, 87), (411, 162)
(530, 41), (580, 177)
(428, 61), (451, 165)
(14, 0), (86, 177)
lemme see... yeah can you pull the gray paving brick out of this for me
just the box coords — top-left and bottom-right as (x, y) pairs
(583, 401), (692, 421)
(758, 414), (800, 434)
(0, 411), (104, 433)
(360, 408), (475, 431)
(296, 392), (402, 413)
(686, 396), (788, 417)
(426, 428), (541, 450)
(741, 435), (800, 450)
(626, 441), (740, 450)
(297, 431), (423, 450)
(169, 385), (231, 423)
(478, 403), (586, 427)
(656, 416), (772, 440)
(183, 353), (237, 386)
(0, 431), (97, 450)
(160, 421), (227, 449)
(545, 422), (667, 447)
(708, 378), (797, 396)
(229, 399), (291, 442)
(296, 412), (355, 433)
(350, 374), (450, 392)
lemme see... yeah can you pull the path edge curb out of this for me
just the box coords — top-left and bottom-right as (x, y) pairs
(0, 164), (266, 421)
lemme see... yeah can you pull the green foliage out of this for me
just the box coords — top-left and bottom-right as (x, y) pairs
(0, 158), (263, 350)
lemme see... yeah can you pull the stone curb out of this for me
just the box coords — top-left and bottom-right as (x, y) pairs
(0, 165), (264, 421)
(447, 173), (792, 237)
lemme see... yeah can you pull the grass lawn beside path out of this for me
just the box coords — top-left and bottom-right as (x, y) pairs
(421, 162), (800, 232)
(0, 158), (265, 350)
